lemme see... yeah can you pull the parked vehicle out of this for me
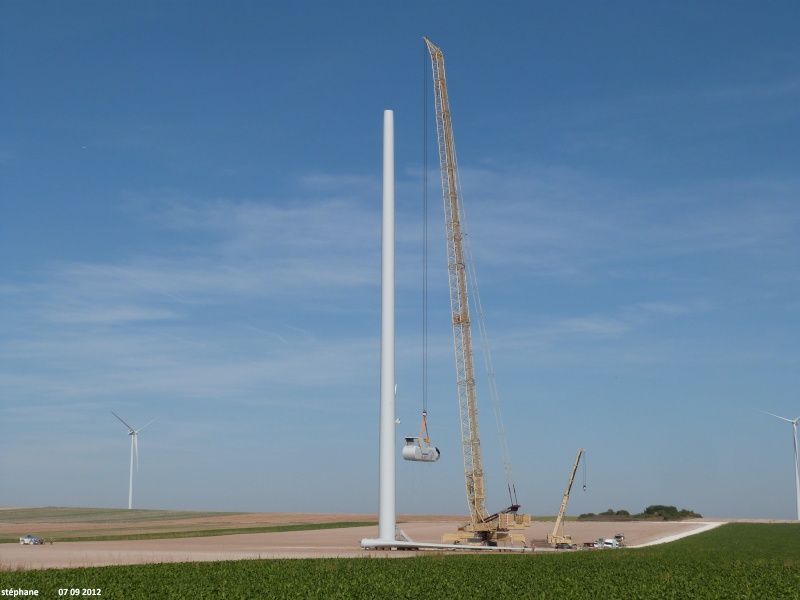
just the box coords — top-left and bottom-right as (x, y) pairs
(603, 538), (620, 549)
(555, 542), (576, 550)
(19, 535), (43, 545)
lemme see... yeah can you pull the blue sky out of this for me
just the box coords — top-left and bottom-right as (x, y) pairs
(1, 1), (798, 520)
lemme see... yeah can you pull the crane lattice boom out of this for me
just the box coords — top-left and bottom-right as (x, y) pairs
(548, 448), (585, 545)
(424, 37), (487, 526)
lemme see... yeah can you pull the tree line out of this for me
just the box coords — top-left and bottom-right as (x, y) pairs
(579, 505), (702, 520)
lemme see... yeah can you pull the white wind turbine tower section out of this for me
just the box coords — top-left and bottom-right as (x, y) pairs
(760, 410), (800, 520)
(112, 411), (157, 510)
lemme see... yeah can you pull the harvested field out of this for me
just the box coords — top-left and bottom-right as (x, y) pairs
(0, 507), (459, 542)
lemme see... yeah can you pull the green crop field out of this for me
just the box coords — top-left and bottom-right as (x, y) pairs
(1, 523), (798, 599)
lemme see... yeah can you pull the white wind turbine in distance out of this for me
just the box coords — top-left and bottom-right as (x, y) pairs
(112, 411), (157, 510)
(760, 410), (800, 520)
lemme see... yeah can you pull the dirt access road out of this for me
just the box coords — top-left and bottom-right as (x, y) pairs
(1, 514), (733, 570)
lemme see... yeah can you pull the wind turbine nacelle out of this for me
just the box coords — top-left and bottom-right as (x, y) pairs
(402, 437), (440, 462)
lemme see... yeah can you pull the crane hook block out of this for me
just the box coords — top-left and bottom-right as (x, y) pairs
(402, 437), (441, 462)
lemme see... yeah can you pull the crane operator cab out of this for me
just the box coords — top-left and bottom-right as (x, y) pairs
(402, 411), (440, 462)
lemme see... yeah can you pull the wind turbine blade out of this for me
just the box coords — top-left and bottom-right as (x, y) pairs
(135, 417), (158, 434)
(134, 434), (139, 471)
(112, 411), (135, 432)
(757, 409), (793, 423)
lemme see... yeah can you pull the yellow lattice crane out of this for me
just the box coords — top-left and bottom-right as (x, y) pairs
(424, 37), (531, 547)
(548, 448), (586, 546)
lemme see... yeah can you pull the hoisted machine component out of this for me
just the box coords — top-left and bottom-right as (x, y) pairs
(424, 37), (531, 547)
(403, 410), (441, 462)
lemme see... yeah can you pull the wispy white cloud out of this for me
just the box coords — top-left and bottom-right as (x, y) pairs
(546, 316), (630, 337)
(3, 188), (386, 330)
(46, 304), (178, 324)
(557, 69), (800, 143)
(700, 76), (800, 104)
(637, 300), (710, 316)
(0, 178), (390, 418)
(1, 320), (379, 407)
(3, 162), (794, 424)
(451, 164), (799, 284)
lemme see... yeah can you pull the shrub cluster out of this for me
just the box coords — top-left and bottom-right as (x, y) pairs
(579, 505), (701, 520)
(643, 505), (702, 520)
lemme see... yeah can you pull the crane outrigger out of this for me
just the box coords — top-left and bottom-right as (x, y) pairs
(424, 37), (531, 547)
